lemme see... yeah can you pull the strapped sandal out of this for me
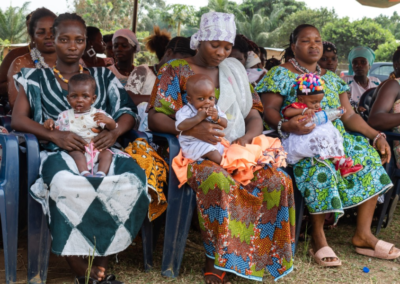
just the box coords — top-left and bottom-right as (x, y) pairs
(203, 269), (228, 284)
(309, 246), (342, 267)
(355, 240), (400, 260)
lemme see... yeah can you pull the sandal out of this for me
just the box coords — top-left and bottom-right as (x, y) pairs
(75, 274), (124, 284)
(355, 240), (400, 260)
(309, 246), (342, 267)
(203, 268), (228, 284)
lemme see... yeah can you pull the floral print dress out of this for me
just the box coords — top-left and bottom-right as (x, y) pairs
(148, 59), (295, 281)
(258, 67), (392, 223)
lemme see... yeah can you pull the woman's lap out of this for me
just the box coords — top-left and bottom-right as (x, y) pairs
(294, 133), (392, 222)
(187, 160), (295, 281)
(31, 150), (150, 256)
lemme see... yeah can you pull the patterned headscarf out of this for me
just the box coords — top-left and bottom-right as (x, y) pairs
(348, 46), (375, 75)
(112, 29), (141, 53)
(190, 12), (236, 50)
(245, 51), (261, 69)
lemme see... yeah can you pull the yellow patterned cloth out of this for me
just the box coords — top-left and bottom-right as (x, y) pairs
(125, 138), (168, 221)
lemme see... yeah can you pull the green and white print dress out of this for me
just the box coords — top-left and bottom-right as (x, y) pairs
(257, 66), (393, 223)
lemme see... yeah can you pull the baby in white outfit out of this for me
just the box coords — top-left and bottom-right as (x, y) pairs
(44, 73), (116, 177)
(175, 74), (227, 164)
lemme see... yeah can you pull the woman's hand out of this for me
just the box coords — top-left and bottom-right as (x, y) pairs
(283, 115), (315, 135)
(375, 136), (391, 164)
(93, 129), (118, 151)
(232, 134), (253, 146)
(51, 131), (87, 152)
(184, 120), (224, 145)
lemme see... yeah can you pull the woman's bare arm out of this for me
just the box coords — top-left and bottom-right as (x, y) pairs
(368, 80), (400, 130)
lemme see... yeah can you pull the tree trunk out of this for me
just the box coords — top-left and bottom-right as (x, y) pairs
(177, 21), (181, 36)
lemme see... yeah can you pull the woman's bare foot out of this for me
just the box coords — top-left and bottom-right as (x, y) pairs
(66, 256), (108, 281)
(311, 214), (338, 263)
(204, 257), (231, 284)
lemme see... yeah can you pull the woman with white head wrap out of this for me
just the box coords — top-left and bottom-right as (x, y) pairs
(107, 28), (140, 86)
(148, 12), (294, 283)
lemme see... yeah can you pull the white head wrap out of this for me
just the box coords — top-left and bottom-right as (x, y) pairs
(112, 29), (141, 53)
(190, 12), (236, 50)
(245, 51), (261, 69)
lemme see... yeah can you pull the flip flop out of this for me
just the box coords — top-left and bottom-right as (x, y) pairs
(203, 268), (228, 284)
(309, 246), (342, 267)
(355, 240), (400, 260)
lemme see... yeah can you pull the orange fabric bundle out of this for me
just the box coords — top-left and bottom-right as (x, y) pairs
(172, 135), (287, 187)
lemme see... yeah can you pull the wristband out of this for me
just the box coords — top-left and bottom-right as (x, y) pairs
(373, 132), (386, 149)
(302, 108), (308, 115)
(211, 115), (220, 124)
(277, 119), (289, 139)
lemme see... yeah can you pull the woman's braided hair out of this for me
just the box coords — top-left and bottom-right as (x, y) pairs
(143, 26), (172, 61)
(232, 34), (249, 57)
(52, 13), (86, 36)
(393, 46), (400, 64)
(166, 37), (196, 57)
(28, 8), (56, 37)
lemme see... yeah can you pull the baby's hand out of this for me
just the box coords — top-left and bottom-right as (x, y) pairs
(197, 107), (208, 119)
(338, 106), (347, 116)
(44, 119), (55, 131)
(92, 113), (113, 125)
(304, 108), (315, 117)
(206, 107), (219, 121)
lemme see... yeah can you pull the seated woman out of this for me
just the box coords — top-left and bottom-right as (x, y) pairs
(318, 41), (338, 73)
(81, 26), (114, 68)
(148, 12), (295, 283)
(259, 24), (398, 267)
(342, 46), (381, 108)
(11, 13), (167, 283)
(7, 8), (57, 110)
(368, 47), (400, 167)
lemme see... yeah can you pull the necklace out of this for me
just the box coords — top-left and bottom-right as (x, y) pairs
(289, 58), (321, 75)
(30, 47), (49, 69)
(53, 64), (83, 83)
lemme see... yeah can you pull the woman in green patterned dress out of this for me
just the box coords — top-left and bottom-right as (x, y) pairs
(259, 24), (399, 266)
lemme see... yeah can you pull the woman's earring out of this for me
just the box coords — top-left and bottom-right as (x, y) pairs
(87, 45), (96, 57)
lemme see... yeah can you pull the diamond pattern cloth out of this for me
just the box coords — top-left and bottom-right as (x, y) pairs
(30, 150), (149, 256)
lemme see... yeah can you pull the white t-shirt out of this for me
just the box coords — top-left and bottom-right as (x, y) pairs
(343, 75), (381, 104)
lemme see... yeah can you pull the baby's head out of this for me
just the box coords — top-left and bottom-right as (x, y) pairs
(67, 73), (97, 113)
(293, 73), (325, 110)
(186, 74), (216, 110)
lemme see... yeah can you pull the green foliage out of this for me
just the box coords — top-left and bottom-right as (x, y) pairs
(268, 8), (337, 48)
(161, 4), (197, 36)
(374, 11), (400, 39)
(0, 38), (10, 64)
(375, 41), (398, 62)
(0, 1), (30, 43)
(322, 17), (395, 60)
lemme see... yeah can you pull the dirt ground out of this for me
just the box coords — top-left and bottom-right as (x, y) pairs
(2, 206), (400, 284)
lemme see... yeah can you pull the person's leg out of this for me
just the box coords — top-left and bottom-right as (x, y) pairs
(204, 256), (231, 284)
(65, 256), (108, 281)
(97, 150), (113, 175)
(69, 151), (89, 175)
(352, 196), (399, 254)
(311, 213), (338, 262)
(202, 150), (222, 165)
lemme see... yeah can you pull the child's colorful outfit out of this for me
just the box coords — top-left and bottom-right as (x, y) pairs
(54, 107), (113, 170)
(282, 102), (346, 165)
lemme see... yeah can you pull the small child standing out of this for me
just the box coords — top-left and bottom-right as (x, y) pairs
(282, 73), (363, 177)
(44, 73), (116, 177)
(175, 74), (228, 164)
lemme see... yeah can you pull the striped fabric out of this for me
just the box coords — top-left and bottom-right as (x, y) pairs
(15, 67), (149, 256)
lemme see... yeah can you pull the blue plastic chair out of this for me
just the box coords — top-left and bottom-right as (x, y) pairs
(0, 133), (20, 284)
(14, 129), (153, 283)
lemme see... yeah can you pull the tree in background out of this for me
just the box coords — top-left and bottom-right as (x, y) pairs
(267, 8), (337, 48)
(374, 12), (400, 40)
(0, 1), (30, 43)
(375, 41), (399, 62)
(323, 17), (395, 60)
(197, 0), (245, 21)
(161, 4), (197, 36)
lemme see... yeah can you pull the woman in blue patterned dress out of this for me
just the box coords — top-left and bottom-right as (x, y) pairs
(258, 24), (399, 266)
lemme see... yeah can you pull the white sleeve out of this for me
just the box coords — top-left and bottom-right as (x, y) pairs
(175, 105), (193, 131)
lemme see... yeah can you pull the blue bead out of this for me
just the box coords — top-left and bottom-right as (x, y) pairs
(363, 267), (369, 273)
